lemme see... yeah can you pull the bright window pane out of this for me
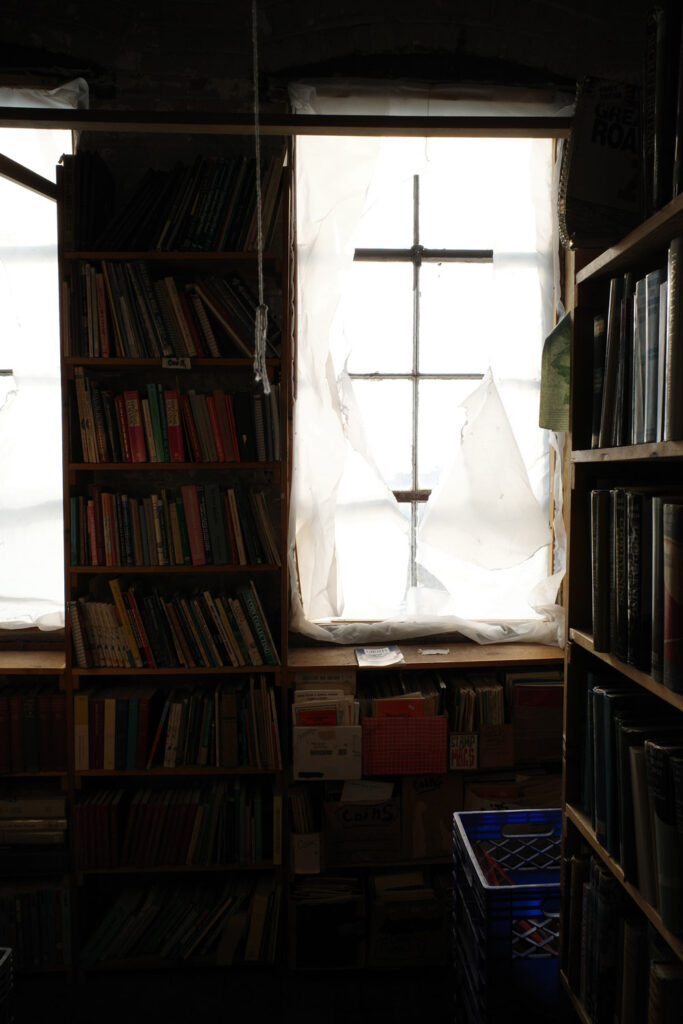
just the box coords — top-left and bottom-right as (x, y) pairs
(418, 379), (478, 490)
(341, 263), (413, 373)
(352, 379), (412, 491)
(419, 263), (493, 374)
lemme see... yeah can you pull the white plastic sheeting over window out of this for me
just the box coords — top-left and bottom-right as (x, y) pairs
(0, 78), (87, 630)
(289, 82), (571, 647)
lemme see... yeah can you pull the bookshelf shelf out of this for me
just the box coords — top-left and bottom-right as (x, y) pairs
(79, 861), (275, 875)
(571, 440), (683, 463)
(72, 666), (280, 676)
(0, 650), (66, 672)
(76, 766), (276, 778)
(64, 250), (281, 264)
(575, 192), (683, 285)
(565, 804), (683, 962)
(67, 462), (281, 473)
(64, 357), (279, 369)
(569, 629), (683, 712)
(287, 642), (563, 671)
(68, 564), (280, 575)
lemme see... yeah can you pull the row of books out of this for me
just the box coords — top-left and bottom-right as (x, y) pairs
(590, 488), (683, 687)
(293, 688), (359, 727)
(564, 852), (683, 1024)
(69, 481), (280, 569)
(592, 240), (683, 449)
(80, 875), (280, 966)
(580, 673), (683, 933)
(64, 262), (281, 360)
(0, 885), (72, 970)
(69, 578), (279, 670)
(74, 779), (274, 869)
(63, 150), (285, 253)
(0, 785), (67, 855)
(356, 670), (446, 719)
(74, 676), (282, 772)
(74, 370), (281, 464)
(447, 674), (505, 732)
(0, 685), (66, 773)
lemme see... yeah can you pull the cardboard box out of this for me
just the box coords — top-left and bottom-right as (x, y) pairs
(367, 894), (448, 967)
(401, 773), (464, 860)
(479, 723), (515, 768)
(323, 798), (401, 867)
(513, 684), (563, 763)
(292, 725), (362, 780)
(291, 832), (322, 874)
(362, 715), (448, 775)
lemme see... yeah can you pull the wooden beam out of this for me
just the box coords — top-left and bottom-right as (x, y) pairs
(0, 152), (57, 199)
(0, 107), (572, 139)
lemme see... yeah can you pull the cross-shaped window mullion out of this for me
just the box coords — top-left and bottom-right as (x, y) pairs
(351, 174), (493, 589)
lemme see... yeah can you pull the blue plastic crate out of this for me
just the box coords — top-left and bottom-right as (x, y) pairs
(452, 809), (561, 1024)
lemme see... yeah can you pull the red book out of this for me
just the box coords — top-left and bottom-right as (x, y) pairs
(225, 394), (241, 463)
(0, 692), (10, 774)
(86, 500), (100, 566)
(181, 485), (207, 566)
(179, 393), (203, 462)
(296, 707), (338, 726)
(8, 694), (24, 772)
(36, 690), (52, 770)
(123, 390), (147, 462)
(212, 389), (238, 461)
(374, 696), (425, 718)
(50, 692), (67, 771)
(164, 389), (185, 463)
(205, 396), (226, 461)
(114, 393), (132, 463)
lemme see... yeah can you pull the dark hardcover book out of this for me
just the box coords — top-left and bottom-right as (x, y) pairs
(663, 502), (683, 690)
(644, 268), (666, 443)
(665, 237), (683, 440)
(599, 277), (624, 448)
(626, 490), (653, 670)
(610, 488), (628, 661)
(591, 489), (611, 651)
(591, 314), (607, 448)
(614, 271), (634, 445)
(645, 739), (683, 931)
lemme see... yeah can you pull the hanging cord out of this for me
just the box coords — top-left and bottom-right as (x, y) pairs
(251, 0), (270, 394)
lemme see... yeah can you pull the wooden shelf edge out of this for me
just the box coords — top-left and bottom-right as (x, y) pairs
(68, 564), (281, 574)
(76, 767), (276, 777)
(559, 971), (591, 1024)
(575, 192), (683, 284)
(287, 641), (564, 671)
(79, 861), (275, 876)
(0, 651), (66, 672)
(565, 803), (683, 961)
(72, 665), (280, 676)
(569, 629), (683, 711)
(571, 440), (683, 462)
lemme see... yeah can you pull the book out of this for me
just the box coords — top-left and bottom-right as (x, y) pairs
(663, 502), (683, 690)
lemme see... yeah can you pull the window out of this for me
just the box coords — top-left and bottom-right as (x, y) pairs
(0, 79), (86, 631)
(289, 89), (569, 645)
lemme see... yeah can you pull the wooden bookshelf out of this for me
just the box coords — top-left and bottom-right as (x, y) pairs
(287, 641), (563, 671)
(562, 171), (683, 1017)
